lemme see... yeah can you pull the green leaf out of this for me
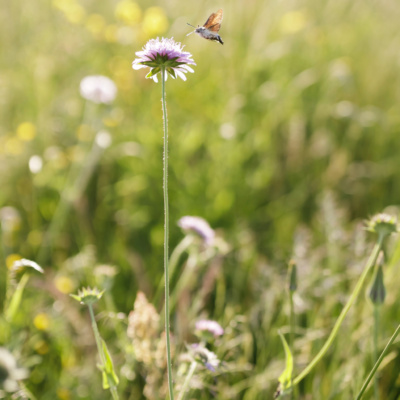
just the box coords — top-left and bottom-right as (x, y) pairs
(102, 370), (109, 390)
(167, 68), (176, 79)
(5, 273), (29, 322)
(278, 331), (293, 394)
(101, 338), (119, 389)
(69, 294), (82, 303)
(146, 67), (160, 79)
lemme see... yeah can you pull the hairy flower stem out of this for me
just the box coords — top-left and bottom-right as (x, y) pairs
(161, 67), (174, 400)
(292, 238), (383, 387)
(373, 305), (380, 399)
(289, 289), (295, 400)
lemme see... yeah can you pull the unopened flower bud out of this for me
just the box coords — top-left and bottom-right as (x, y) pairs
(288, 260), (297, 292)
(369, 253), (386, 305)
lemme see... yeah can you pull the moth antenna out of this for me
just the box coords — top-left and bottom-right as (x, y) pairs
(187, 23), (196, 28)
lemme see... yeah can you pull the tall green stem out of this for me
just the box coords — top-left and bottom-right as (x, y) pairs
(373, 305), (380, 399)
(356, 323), (400, 399)
(292, 239), (383, 387)
(161, 67), (174, 400)
(88, 305), (106, 364)
(177, 361), (198, 400)
(289, 289), (295, 400)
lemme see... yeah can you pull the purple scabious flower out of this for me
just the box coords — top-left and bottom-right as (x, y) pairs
(132, 37), (195, 82)
(189, 343), (220, 372)
(195, 319), (224, 337)
(178, 216), (215, 245)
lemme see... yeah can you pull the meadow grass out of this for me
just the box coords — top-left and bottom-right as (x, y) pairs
(1, 0), (400, 398)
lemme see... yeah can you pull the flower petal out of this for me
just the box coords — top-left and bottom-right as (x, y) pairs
(132, 62), (145, 70)
(175, 70), (187, 81)
(132, 37), (195, 82)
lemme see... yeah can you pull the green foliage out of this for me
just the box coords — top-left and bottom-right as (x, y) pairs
(277, 332), (293, 396)
(1, 0), (400, 398)
(100, 338), (119, 390)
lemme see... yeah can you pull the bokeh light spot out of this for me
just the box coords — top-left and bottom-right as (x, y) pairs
(54, 276), (75, 294)
(115, 0), (142, 25)
(280, 10), (307, 34)
(142, 7), (168, 36)
(17, 122), (36, 141)
(34, 313), (50, 331)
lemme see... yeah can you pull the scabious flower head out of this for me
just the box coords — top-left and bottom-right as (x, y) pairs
(178, 216), (215, 245)
(70, 287), (104, 305)
(195, 319), (224, 337)
(189, 343), (220, 372)
(80, 75), (117, 104)
(132, 37), (195, 82)
(365, 213), (398, 239)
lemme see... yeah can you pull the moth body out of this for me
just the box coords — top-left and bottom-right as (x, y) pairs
(187, 9), (224, 45)
(195, 27), (224, 44)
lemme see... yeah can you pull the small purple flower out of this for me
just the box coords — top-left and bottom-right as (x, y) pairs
(195, 319), (224, 337)
(189, 343), (220, 372)
(132, 37), (196, 82)
(178, 216), (215, 245)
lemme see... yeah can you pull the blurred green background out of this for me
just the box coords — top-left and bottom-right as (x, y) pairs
(1, 0), (400, 398)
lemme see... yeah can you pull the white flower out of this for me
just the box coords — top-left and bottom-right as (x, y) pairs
(0, 348), (28, 392)
(79, 75), (117, 104)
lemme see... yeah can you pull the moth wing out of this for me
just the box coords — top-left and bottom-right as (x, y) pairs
(203, 9), (223, 32)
